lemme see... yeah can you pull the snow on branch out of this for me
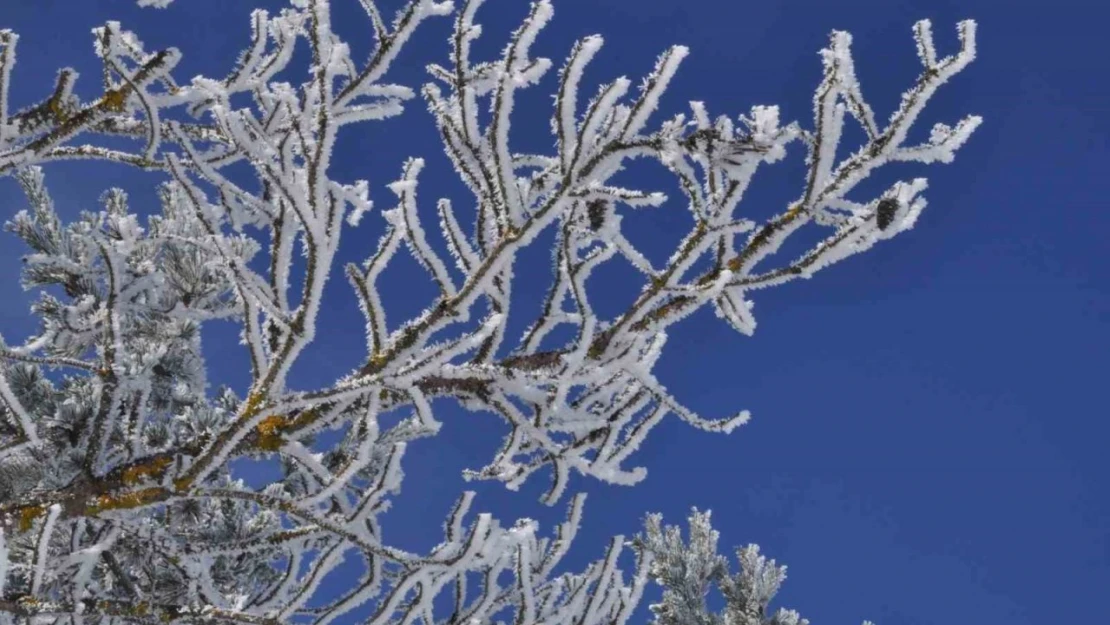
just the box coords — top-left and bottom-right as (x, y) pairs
(0, 1), (978, 624)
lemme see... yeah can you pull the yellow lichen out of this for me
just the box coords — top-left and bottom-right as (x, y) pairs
(47, 97), (68, 122)
(254, 407), (319, 451)
(256, 414), (288, 451)
(241, 391), (266, 419)
(17, 504), (46, 532)
(368, 352), (388, 369)
(121, 456), (173, 486)
(129, 601), (151, 617)
(285, 408), (317, 431)
(87, 487), (164, 514)
(101, 89), (128, 112)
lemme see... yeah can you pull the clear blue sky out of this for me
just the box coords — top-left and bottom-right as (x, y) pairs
(1, 1), (1107, 624)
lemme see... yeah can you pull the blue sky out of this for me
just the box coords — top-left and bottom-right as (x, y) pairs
(1, 1), (1107, 624)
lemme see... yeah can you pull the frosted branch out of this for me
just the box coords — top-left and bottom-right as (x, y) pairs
(0, 3), (978, 624)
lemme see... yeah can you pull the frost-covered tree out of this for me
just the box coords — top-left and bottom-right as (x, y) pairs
(0, 1), (979, 623)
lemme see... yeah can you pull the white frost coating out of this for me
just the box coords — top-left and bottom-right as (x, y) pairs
(555, 35), (604, 171)
(0, 363), (39, 445)
(577, 77), (632, 168)
(31, 504), (62, 595)
(715, 288), (757, 336)
(392, 158), (458, 297)
(0, 2), (978, 624)
(491, 0), (554, 230)
(437, 197), (479, 272)
(622, 45), (689, 140)
(0, 31), (16, 143)
(0, 528), (7, 597)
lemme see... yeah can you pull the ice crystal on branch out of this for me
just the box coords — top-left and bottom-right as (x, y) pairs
(0, 1), (978, 624)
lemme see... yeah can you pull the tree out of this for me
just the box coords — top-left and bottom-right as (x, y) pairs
(0, 1), (979, 623)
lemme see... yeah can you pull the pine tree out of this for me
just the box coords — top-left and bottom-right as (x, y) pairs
(0, 1), (978, 623)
